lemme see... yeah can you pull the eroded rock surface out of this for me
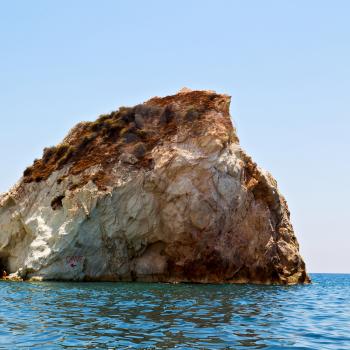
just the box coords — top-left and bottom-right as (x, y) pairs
(0, 89), (309, 284)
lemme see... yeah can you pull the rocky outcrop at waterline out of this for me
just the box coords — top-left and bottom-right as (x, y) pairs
(0, 89), (309, 284)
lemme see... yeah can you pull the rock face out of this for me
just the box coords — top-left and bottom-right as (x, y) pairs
(0, 89), (309, 284)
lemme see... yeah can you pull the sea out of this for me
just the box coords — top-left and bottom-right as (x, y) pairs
(0, 273), (349, 349)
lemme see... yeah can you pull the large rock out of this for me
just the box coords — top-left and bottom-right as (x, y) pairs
(0, 89), (309, 284)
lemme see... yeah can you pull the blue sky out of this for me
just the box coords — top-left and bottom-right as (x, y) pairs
(0, 1), (349, 273)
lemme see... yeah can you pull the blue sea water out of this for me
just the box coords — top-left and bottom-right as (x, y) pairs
(0, 274), (349, 349)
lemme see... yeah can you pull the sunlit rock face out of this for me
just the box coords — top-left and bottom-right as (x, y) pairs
(0, 89), (309, 284)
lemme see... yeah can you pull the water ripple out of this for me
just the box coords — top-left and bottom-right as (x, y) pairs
(0, 274), (349, 349)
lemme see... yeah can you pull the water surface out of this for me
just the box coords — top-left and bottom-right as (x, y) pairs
(0, 274), (349, 349)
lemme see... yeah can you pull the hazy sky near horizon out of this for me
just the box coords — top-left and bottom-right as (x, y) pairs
(0, 1), (349, 273)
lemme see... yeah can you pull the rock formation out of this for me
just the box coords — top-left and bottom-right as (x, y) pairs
(0, 89), (309, 284)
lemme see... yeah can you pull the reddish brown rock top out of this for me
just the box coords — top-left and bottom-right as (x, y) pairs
(22, 89), (237, 189)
